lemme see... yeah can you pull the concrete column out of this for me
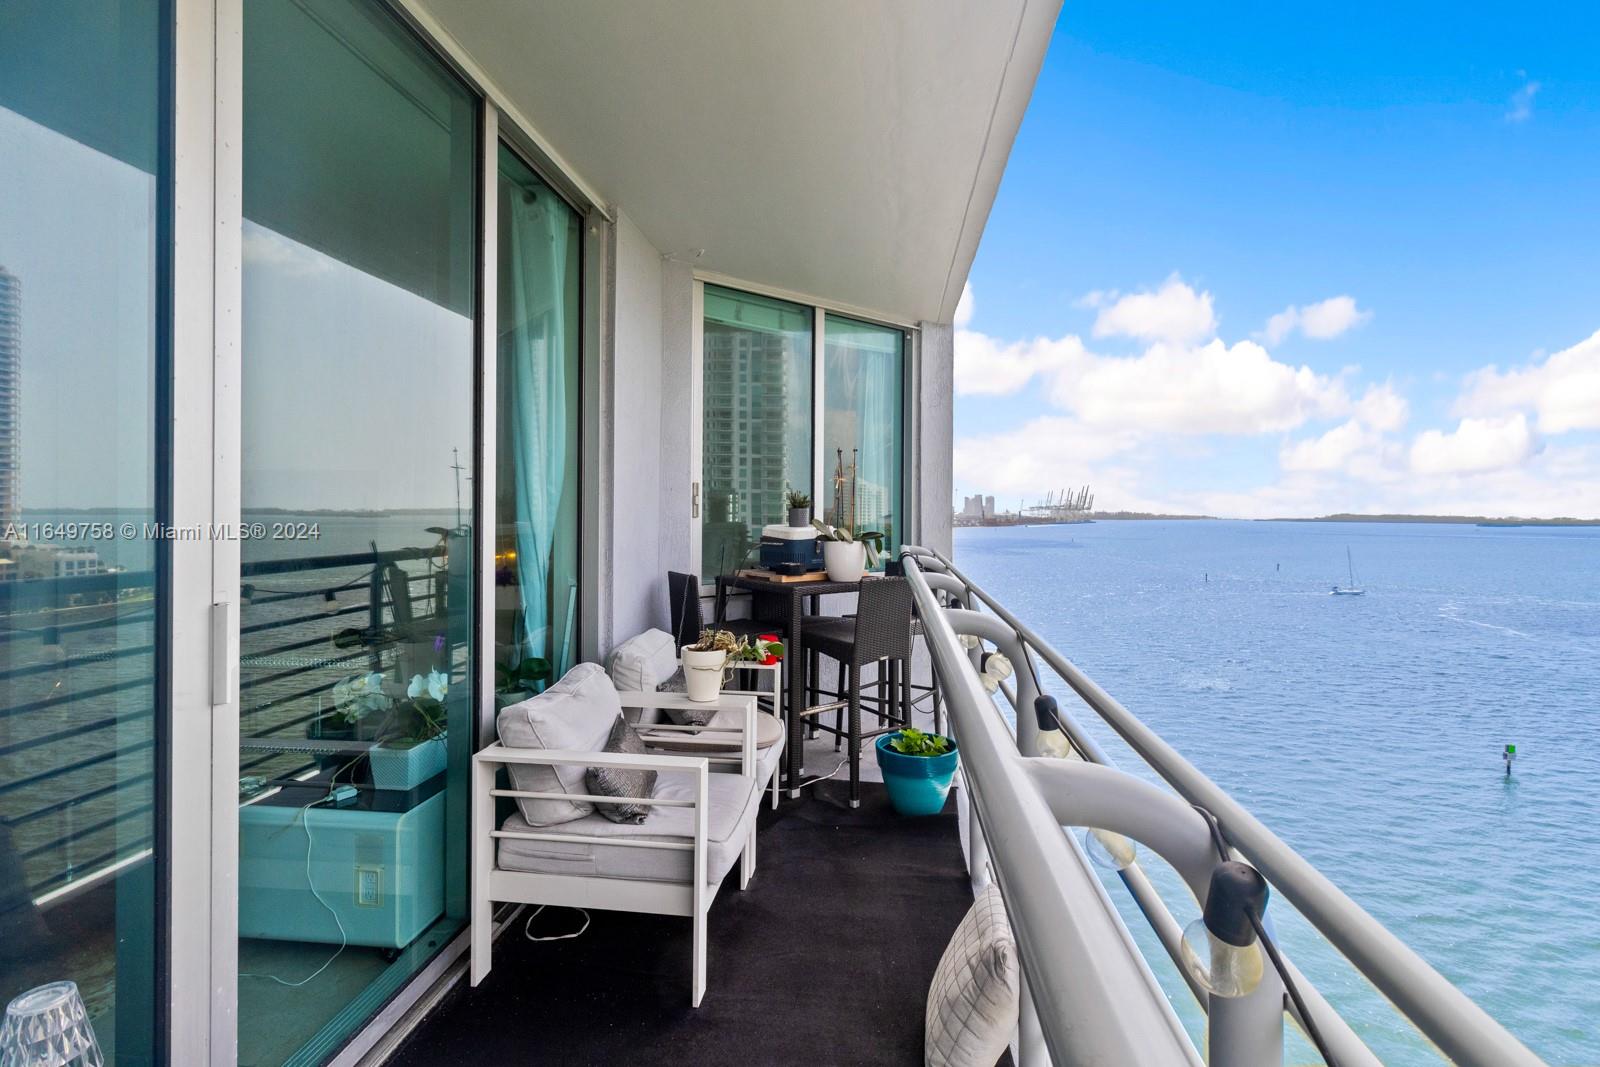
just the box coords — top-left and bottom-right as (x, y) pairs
(917, 320), (954, 556)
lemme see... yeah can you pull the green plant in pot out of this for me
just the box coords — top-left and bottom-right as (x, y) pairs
(785, 487), (812, 528)
(875, 726), (959, 815)
(811, 520), (884, 582)
(495, 654), (551, 708)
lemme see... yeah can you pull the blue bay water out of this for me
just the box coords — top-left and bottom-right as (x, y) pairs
(954, 519), (1599, 1065)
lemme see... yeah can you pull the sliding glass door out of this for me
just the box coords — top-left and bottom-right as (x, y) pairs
(495, 145), (582, 699)
(823, 316), (906, 555)
(0, 3), (164, 1063)
(238, 0), (477, 1061)
(700, 286), (814, 577)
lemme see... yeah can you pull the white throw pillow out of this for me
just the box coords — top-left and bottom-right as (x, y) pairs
(925, 882), (1019, 1067)
(605, 628), (679, 725)
(496, 662), (621, 826)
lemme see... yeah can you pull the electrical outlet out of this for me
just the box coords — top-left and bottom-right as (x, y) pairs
(354, 865), (383, 908)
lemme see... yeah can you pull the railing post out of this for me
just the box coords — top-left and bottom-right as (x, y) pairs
(1017, 968), (1049, 1067)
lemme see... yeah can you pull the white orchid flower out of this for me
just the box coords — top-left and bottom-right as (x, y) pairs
(426, 669), (448, 702)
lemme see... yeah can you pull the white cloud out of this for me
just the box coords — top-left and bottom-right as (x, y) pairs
(1409, 414), (1539, 475)
(1355, 382), (1408, 432)
(950, 283), (1600, 519)
(954, 282), (974, 328)
(242, 224), (331, 276)
(1091, 276), (1217, 345)
(1054, 337), (1347, 435)
(954, 416), (1139, 498)
(1280, 420), (1377, 472)
(1506, 78), (1540, 123)
(1453, 328), (1600, 434)
(953, 329), (1087, 397)
(1260, 295), (1371, 344)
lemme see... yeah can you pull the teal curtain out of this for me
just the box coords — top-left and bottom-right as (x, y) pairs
(498, 147), (580, 677)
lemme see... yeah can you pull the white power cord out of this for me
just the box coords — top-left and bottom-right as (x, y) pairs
(523, 904), (591, 942)
(240, 793), (350, 987)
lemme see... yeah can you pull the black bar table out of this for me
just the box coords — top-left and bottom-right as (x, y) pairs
(717, 571), (863, 798)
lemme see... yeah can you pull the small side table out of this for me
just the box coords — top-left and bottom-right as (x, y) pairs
(726, 658), (782, 808)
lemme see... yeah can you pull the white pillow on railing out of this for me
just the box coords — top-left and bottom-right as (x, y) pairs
(496, 662), (620, 826)
(926, 882), (1019, 1067)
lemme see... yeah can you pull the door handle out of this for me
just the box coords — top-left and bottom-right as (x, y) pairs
(211, 600), (238, 706)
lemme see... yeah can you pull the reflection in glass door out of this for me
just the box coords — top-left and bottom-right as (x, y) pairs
(494, 144), (582, 699)
(238, 0), (477, 1061)
(0, 3), (164, 1063)
(823, 316), (906, 557)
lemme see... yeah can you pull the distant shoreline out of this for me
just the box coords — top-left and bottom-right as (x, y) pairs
(1272, 513), (1600, 527)
(960, 511), (1600, 526)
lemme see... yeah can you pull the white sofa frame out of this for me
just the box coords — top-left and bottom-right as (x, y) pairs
(472, 692), (759, 1006)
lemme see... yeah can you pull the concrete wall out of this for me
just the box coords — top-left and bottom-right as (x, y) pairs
(917, 321), (954, 557)
(657, 260), (696, 579)
(603, 212), (666, 649)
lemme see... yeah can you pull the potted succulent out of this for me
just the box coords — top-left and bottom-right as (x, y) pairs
(785, 488), (812, 528)
(370, 669), (450, 790)
(681, 629), (737, 702)
(874, 727), (960, 815)
(812, 520), (884, 582)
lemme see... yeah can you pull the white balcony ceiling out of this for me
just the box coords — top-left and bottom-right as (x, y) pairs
(413, 0), (1059, 324)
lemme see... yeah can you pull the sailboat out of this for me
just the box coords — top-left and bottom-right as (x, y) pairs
(1331, 546), (1365, 596)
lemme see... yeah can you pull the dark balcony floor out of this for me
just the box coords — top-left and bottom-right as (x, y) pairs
(389, 780), (972, 1066)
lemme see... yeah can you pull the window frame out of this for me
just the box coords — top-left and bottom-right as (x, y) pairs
(689, 273), (916, 590)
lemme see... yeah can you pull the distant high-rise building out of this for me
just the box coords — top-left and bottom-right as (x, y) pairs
(0, 268), (19, 528)
(984, 495), (995, 515)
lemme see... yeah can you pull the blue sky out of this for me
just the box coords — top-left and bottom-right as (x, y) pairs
(956, 1), (1600, 518)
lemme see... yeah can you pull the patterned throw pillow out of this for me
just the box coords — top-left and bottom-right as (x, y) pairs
(925, 882), (1019, 1067)
(586, 716), (657, 824)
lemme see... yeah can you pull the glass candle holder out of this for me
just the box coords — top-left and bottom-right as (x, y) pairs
(0, 982), (104, 1067)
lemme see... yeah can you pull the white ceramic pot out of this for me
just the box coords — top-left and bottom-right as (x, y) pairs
(822, 539), (867, 582)
(680, 647), (727, 702)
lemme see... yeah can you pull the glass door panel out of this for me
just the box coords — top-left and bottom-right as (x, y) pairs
(0, 2), (164, 1062)
(239, 0), (476, 1061)
(494, 146), (582, 700)
(701, 286), (813, 577)
(823, 316), (906, 556)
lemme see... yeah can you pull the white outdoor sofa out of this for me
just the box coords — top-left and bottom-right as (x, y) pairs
(471, 662), (763, 1006)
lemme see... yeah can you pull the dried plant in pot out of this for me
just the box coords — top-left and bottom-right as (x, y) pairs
(681, 628), (738, 702)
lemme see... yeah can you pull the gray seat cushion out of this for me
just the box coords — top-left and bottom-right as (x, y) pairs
(497, 769), (757, 886)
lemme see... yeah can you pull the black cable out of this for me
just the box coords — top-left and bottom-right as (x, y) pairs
(1192, 804), (1339, 1067)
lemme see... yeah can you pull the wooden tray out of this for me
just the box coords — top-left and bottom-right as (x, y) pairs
(736, 568), (830, 583)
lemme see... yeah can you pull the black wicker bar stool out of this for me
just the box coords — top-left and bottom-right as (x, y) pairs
(797, 576), (915, 807)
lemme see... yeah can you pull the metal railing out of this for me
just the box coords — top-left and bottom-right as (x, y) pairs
(900, 545), (1543, 1067)
(0, 544), (447, 908)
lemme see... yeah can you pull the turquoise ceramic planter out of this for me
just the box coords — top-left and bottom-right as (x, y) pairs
(874, 735), (959, 815)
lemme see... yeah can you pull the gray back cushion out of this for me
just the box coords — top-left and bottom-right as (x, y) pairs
(605, 628), (679, 726)
(585, 716), (658, 824)
(496, 662), (621, 826)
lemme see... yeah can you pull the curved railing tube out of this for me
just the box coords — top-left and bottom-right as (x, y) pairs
(903, 546), (1544, 1067)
